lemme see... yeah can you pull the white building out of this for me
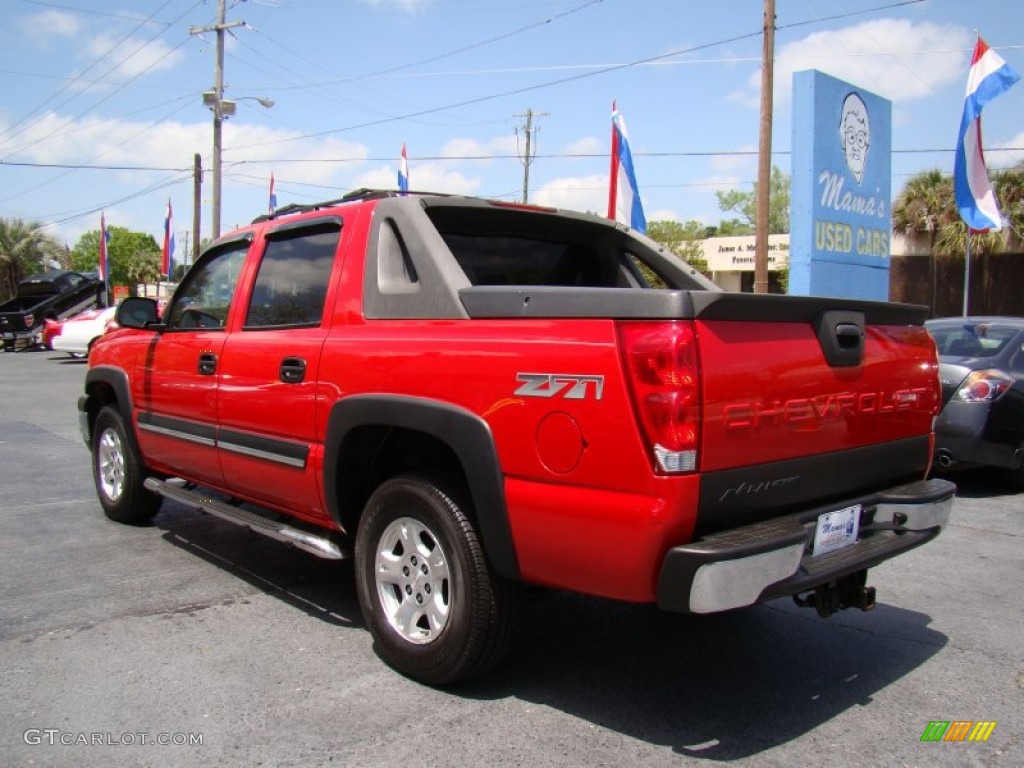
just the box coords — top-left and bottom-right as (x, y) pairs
(697, 233), (913, 292)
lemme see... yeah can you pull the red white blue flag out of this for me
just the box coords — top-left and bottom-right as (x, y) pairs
(161, 198), (175, 277)
(954, 37), (1020, 231)
(398, 143), (409, 193)
(268, 172), (278, 214)
(607, 101), (646, 233)
(98, 212), (109, 282)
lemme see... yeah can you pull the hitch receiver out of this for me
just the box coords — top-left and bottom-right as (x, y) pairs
(792, 570), (876, 618)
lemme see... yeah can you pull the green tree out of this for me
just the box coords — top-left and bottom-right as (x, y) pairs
(0, 218), (63, 300)
(891, 169), (952, 313)
(70, 226), (161, 294)
(993, 161), (1024, 251)
(715, 165), (791, 235)
(712, 218), (754, 236)
(646, 219), (709, 273)
(891, 165), (1024, 314)
(891, 164), (1024, 260)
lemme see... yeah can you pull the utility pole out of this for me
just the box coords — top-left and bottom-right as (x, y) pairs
(514, 108), (548, 203)
(190, 0), (244, 240)
(754, 0), (776, 294)
(192, 153), (202, 265)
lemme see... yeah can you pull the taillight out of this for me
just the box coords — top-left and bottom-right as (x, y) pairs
(619, 321), (700, 474)
(954, 370), (1013, 402)
(24, 313), (34, 328)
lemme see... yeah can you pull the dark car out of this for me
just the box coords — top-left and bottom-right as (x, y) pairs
(0, 270), (101, 350)
(925, 317), (1024, 487)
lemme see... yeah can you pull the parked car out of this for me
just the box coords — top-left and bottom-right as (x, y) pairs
(0, 270), (101, 350)
(925, 317), (1024, 486)
(52, 306), (118, 358)
(41, 317), (63, 350)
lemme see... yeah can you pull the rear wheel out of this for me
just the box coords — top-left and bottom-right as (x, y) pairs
(92, 405), (161, 524)
(355, 474), (516, 686)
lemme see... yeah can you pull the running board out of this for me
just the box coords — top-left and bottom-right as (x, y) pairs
(144, 478), (347, 560)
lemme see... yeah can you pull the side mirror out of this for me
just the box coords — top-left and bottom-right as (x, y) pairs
(116, 297), (160, 330)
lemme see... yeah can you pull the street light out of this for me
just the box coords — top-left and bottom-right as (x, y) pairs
(202, 91), (274, 238)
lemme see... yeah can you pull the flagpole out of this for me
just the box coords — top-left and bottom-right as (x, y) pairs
(962, 232), (971, 316)
(607, 101), (619, 221)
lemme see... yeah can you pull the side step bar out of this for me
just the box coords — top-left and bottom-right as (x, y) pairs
(144, 478), (347, 560)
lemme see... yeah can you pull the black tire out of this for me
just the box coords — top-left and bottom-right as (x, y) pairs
(92, 405), (161, 524)
(354, 474), (516, 686)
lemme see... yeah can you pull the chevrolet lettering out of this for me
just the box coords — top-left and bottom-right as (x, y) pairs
(723, 387), (931, 430)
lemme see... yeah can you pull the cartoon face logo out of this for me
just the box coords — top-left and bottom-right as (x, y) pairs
(839, 92), (870, 184)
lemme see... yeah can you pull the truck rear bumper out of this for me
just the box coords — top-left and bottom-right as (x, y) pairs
(657, 478), (955, 614)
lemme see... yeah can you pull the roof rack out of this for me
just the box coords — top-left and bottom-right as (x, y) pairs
(250, 188), (450, 224)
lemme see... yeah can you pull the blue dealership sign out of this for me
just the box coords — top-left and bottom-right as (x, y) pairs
(790, 70), (892, 299)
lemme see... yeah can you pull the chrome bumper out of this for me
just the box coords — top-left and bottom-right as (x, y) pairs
(657, 478), (955, 614)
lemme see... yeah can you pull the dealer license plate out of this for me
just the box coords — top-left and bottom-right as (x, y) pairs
(812, 504), (861, 557)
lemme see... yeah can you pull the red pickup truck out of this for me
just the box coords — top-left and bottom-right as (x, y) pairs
(79, 191), (954, 685)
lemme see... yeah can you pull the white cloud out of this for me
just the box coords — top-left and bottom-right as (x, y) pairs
(19, 10), (81, 45)
(564, 136), (602, 157)
(360, 0), (435, 16)
(352, 162), (480, 195)
(989, 131), (1024, 169)
(441, 135), (518, 162)
(532, 174), (607, 215)
(83, 35), (185, 82)
(730, 20), (970, 107)
(0, 112), (368, 189)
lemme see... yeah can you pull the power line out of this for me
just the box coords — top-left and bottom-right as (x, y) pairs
(0, 96), (196, 205)
(226, 0), (927, 154)
(7, 146), (1022, 173)
(235, 0), (603, 128)
(1, 0), (183, 146)
(16, 0), (173, 24)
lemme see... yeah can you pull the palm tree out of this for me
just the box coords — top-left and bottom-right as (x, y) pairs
(891, 170), (952, 315)
(993, 162), (1024, 251)
(0, 218), (62, 301)
(891, 166), (1024, 315)
(930, 162), (1024, 259)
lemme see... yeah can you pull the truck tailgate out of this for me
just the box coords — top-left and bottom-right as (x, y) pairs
(698, 318), (938, 470)
(692, 303), (939, 535)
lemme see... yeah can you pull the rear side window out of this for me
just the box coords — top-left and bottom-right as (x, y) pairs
(442, 234), (607, 287)
(930, 324), (1018, 358)
(244, 227), (340, 328)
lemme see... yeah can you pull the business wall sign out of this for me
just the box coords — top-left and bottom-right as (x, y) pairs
(790, 70), (892, 299)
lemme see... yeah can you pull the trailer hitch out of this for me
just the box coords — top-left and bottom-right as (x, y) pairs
(792, 570), (876, 618)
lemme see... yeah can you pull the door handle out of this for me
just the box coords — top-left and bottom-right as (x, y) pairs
(197, 352), (217, 376)
(280, 357), (306, 384)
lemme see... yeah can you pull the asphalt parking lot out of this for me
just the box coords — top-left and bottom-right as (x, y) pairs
(1, 348), (1022, 767)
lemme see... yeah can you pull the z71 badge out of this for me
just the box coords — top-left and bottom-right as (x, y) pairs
(515, 373), (604, 400)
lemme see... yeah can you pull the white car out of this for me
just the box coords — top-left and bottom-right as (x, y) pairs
(52, 306), (117, 358)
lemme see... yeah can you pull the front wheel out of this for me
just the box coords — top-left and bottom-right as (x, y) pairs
(354, 475), (516, 686)
(92, 406), (161, 524)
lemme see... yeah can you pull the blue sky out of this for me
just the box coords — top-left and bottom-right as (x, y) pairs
(2, 0), (1022, 259)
